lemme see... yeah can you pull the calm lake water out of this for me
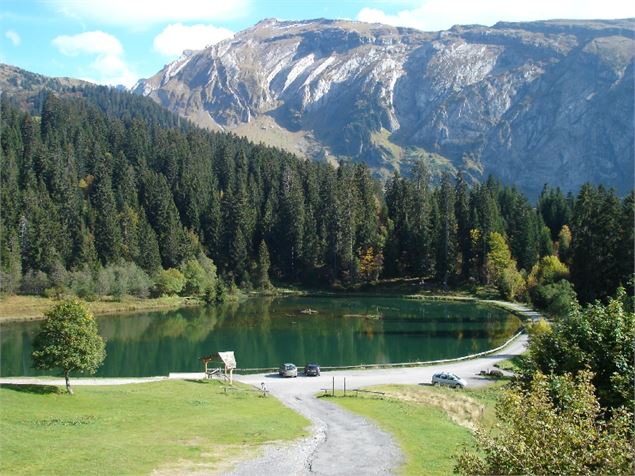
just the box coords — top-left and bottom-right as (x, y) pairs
(0, 296), (521, 377)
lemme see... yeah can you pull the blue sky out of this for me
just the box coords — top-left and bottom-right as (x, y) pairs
(1, 0), (633, 88)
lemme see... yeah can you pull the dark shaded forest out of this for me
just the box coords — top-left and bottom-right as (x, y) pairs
(0, 88), (632, 304)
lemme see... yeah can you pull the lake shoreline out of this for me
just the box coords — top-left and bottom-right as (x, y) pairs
(0, 295), (205, 323)
(0, 288), (533, 323)
(2, 296), (533, 379)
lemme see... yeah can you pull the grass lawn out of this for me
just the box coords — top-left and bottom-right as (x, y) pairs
(0, 379), (308, 475)
(329, 384), (503, 475)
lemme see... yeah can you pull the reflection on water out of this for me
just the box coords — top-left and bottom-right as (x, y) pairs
(0, 296), (521, 377)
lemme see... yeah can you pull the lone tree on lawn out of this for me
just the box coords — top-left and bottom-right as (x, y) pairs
(32, 300), (106, 395)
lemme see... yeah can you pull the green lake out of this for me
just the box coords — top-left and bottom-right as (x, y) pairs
(0, 296), (522, 377)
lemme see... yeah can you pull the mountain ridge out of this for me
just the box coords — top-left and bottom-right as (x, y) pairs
(132, 17), (635, 197)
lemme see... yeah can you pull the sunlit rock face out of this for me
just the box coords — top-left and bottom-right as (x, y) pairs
(133, 18), (635, 197)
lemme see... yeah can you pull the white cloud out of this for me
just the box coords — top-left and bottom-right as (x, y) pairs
(52, 31), (137, 87)
(50, 0), (249, 28)
(52, 31), (122, 56)
(5, 29), (21, 46)
(154, 23), (233, 57)
(357, 0), (635, 31)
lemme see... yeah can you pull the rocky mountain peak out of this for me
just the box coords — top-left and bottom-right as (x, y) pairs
(132, 18), (635, 197)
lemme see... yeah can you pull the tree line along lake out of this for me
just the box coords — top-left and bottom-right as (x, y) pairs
(1, 296), (522, 377)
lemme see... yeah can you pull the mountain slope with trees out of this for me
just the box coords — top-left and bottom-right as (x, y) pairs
(0, 88), (632, 304)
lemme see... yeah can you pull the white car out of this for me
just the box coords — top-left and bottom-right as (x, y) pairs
(431, 372), (467, 388)
(278, 363), (298, 378)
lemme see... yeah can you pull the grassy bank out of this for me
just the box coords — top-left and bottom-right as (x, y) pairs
(329, 383), (504, 475)
(0, 295), (204, 322)
(0, 379), (308, 475)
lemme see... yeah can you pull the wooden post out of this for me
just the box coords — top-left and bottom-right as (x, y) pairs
(332, 376), (335, 397)
(344, 377), (346, 396)
(229, 368), (233, 385)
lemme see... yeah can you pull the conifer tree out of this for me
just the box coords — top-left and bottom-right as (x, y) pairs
(256, 240), (272, 289)
(92, 155), (122, 264)
(435, 174), (457, 287)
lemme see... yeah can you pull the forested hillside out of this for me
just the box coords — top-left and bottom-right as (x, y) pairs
(0, 89), (632, 303)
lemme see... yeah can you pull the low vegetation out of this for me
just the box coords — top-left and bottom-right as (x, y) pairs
(0, 380), (308, 475)
(456, 372), (634, 475)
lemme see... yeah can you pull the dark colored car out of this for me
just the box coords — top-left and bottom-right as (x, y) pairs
(304, 363), (321, 376)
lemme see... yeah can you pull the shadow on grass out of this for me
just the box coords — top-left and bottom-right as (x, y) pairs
(0, 383), (63, 395)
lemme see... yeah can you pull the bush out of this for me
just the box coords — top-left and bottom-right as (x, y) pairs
(496, 266), (525, 301)
(0, 270), (21, 295)
(527, 255), (569, 289)
(180, 259), (205, 295)
(47, 261), (68, 290)
(94, 266), (116, 296)
(123, 263), (152, 298)
(153, 268), (185, 296)
(20, 270), (50, 295)
(68, 266), (96, 300)
(455, 371), (634, 475)
(196, 253), (218, 296)
(522, 288), (634, 410)
(531, 279), (577, 317)
(213, 279), (227, 303)
(79, 262), (153, 299)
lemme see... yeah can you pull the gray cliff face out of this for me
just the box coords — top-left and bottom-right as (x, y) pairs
(132, 18), (635, 197)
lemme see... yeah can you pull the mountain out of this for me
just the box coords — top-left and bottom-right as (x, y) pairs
(0, 63), (187, 130)
(132, 18), (635, 197)
(0, 63), (89, 111)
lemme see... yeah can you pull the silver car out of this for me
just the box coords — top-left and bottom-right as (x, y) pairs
(279, 363), (298, 378)
(431, 372), (466, 388)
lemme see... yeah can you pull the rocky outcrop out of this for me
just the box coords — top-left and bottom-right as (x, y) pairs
(133, 18), (635, 196)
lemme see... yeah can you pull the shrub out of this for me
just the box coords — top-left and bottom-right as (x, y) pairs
(496, 266), (525, 301)
(20, 270), (50, 295)
(94, 266), (115, 296)
(196, 253), (218, 295)
(122, 263), (152, 298)
(531, 279), (577, 317)
(0, 270), (21, 294)
(153, 268), (185, 296)
(47, 261), (68, 290)
(68, 266), (96, 300)
(528, 255), (569, 289)
(522, 288), (634, 410)
(180, 259), (206, 296)
(455, 371), (634, 475)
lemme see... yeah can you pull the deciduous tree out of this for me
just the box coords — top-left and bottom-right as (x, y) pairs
(32, 300), (106, 394)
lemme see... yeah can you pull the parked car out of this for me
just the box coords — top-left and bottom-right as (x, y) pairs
(431, 372), (466, 388)
(279, 363), (298, 378)
(304, 363), (321, 376)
